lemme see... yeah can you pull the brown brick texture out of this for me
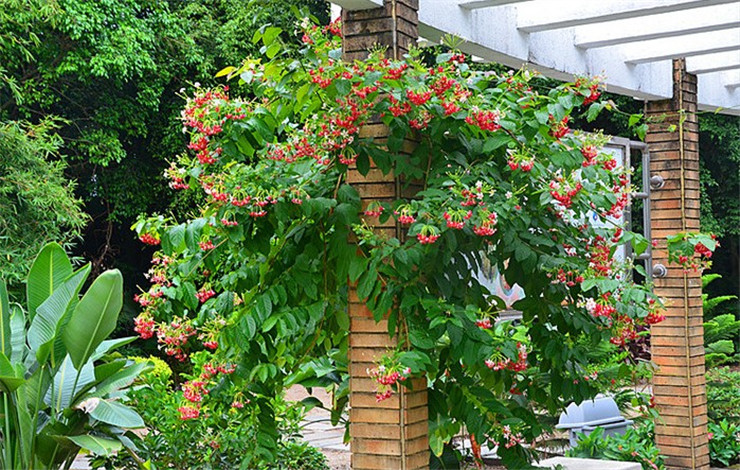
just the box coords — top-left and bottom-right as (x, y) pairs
(342, 3), (429, 470)
(646, 59), (709, 470)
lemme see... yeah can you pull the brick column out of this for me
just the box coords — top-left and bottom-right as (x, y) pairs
(646, 59), (709, 470)
(342, 2), (429, 469)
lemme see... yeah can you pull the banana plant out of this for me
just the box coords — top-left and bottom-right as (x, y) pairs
(0, 242), (150, 470)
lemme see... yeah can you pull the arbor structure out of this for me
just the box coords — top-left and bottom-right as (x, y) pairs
(331, 1), (740, 468)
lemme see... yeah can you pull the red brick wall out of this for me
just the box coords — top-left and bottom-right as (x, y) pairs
(342, 3), (429, 469)
(646, 59), (709, 470)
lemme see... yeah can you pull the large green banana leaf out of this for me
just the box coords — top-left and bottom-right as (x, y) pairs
(61, 270), (123, 370)
(66, 434), (121, 457)
(45, 355), (95, 411)
(0, 282), (11, 357)
(26, 243), (73, 321)
(88, 400), (144, 429)
(28, 265), (90, 366)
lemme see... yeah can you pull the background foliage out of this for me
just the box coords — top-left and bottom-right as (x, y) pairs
(0, 120), (86, 289)
(0, 0), (329, 279)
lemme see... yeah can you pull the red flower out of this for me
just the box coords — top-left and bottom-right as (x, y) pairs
(139, 233), (160, 246)
(178, 405), (200, 420)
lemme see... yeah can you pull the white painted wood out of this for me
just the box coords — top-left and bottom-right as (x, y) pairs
(418, 3), (673, 99)
(574, 5), (740, 49)
(458, 0), (534, 9)
(699, 72), (740, 115)
(619, 30), (740, 64)
(517, 0), (739, 33)
(334, 0), (382, 10)
(720, 70), (740, 88)
(687, 51), (740, 75)
(331, 0), (740, 115)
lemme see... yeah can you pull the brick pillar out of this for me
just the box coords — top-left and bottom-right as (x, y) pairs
(646, 59), (709, 470)
(342, 2), (429, 469)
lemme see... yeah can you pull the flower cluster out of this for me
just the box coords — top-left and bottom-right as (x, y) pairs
(667, 232), (717, 272)
(369, 363), (412, 402)
(178, 362), (238, 420)
(156, 317), (196, 361)
(485, 343), (528, 372)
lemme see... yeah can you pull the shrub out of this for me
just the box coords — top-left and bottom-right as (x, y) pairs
(0, 121), (87, 290)
(92, 354), (328, 470)
(707, 367), (740, 424)
(0, 242), (146, 469)
(708, 419), (740, 467)
(566, 422), (664, 470)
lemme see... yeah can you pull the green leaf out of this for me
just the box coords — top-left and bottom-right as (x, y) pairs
(28, 265), (90, 365)
(357, 266), (377, 301)
(215, 66), (236, 78)
(27, 242), (72, 321)
(0, 282), (10, 357)
(586, 102), (604, 122)
(88, 400), (145, 429)
(90, 336), (137, 362)
(255, 295), (273, 322)
(348, 256), (368, 284)
(266, 43), (281, 59)
(10, 306), (25, 363)
(92, 361), (149, 397)
(62, 270), (123, 370)
(67, 435), (122, 457)
(483, 134), (510, 153)
(46, 355), (95, 410)
(262, 26), (282, 46)
(334, 79), (351, 96)
(0, 351), (24, 392)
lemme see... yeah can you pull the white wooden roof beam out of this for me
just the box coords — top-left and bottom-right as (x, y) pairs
(331, 0), (740, 115)
(417, 3), (673, 100)
(720, 70), (740, 88)
(517, 0), (739, 33)
(699, 71), (740, 114)
(687, 51), (740, 75)
(459, 0), (533, 9)
(335, 0), (382, 10)
(574, 5), (740, 49)
(618, 30), (740, 65)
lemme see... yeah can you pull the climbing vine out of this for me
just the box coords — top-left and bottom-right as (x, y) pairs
(132, 20), (714, 467)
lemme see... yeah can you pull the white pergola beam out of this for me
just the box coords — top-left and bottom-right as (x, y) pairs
(574, 5), (740, 49)
(459, 0), (533, 9)
(331, 0), (740, 115)
(720, 70), (740, 88)
(417, 3), (673, 100)
(620, 30), (740, 64)
(334, 0), (382, 10)
(699, 71), (740, 114)
(687, 51), (740, 75)
(517, 0), (739, 33)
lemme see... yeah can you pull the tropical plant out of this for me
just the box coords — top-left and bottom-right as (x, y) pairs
(703, 274), (739, 366)
(0, 242), (148, 469)
(566, 423), (664, 470)
(0, 120), (87, 290)
(129, 21), (715, 468)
